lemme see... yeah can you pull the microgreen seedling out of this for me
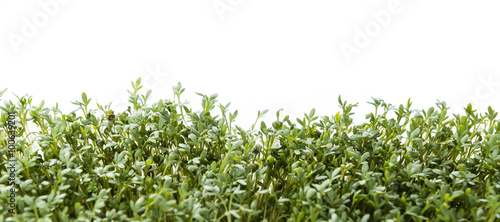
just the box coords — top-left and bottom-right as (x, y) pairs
(1, 80), (499, 221)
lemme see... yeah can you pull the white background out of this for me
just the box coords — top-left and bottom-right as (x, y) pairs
(1, 1), (500, 128)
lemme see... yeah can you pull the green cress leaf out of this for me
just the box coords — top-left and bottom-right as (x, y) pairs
(1, 79), (498, 221)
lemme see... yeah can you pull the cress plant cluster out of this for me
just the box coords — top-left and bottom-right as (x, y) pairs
(1, 78), (500, 221)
